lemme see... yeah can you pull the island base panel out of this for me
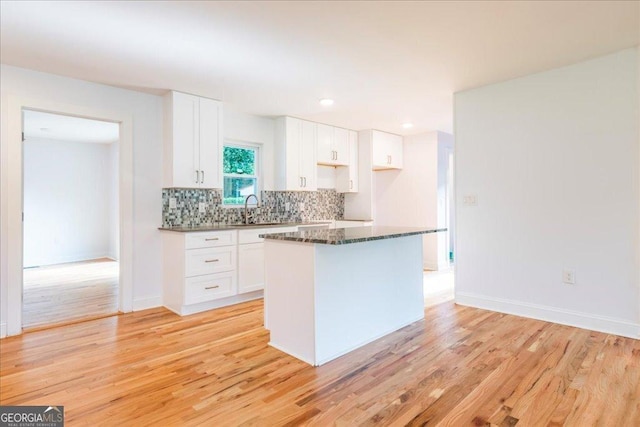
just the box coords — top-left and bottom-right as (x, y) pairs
(265, 235), (424, 366)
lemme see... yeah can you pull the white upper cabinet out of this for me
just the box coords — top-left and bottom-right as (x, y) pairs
(275, 117), (317, 191)
(336, 130), (359, 193)
(163, 91), (222, 188)
(371, 130), (403, 170)
(317, 124), (349, 166)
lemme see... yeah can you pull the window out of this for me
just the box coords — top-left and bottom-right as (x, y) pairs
(223, 143), (260, 205)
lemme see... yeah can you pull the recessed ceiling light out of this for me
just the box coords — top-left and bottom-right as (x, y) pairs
(40, 127), (51, 132)
(402, 122), (414, 129)
(319, 98), (334, 106)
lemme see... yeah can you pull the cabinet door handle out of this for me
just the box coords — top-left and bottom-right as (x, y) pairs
(205, 259), (219, 263)
(205, 237), (219, 241)
(205, 285), (220, 290)
(303, 177), (307, 187)
(300, 177), (303, 187)
(195, 170), (199, 183)
(350, 180), (353, 189)
(201, 170), (205, 183)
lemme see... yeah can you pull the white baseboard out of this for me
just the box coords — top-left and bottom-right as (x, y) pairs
(0, 322), (6, 339)
(423, 261), (439, 271)
(132, 296), (162, 311)
(456, 291), (640, 339)
(423, 261), (450, 271)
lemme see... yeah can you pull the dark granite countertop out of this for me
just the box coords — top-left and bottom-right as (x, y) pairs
(260, 226), (447, 245)
(158, 221), (332, 233)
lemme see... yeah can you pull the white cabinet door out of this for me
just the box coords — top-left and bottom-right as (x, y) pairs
(372, 130), (403, 170)
(284, 117), (303, 190)
(336, 130), (358, 193)
(165, 91), (223, 188)
(388, 133), (403, 169)
(316, 123), (334, 165)
(238, 242), (265, 293)
(198, 97), (222, 188)
(332, 127), (349, 166)
(170, 92), (199, 187)
(299, 120), (317, 191)
(317, 125), (349, 166)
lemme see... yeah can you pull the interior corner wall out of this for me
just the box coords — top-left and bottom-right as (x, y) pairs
(0, 64), (163, 325)
(23, 138), (113, 267)
(454, 47), (640, 338)
(375, 131), (441, 269)
(223, 105), (276, 191)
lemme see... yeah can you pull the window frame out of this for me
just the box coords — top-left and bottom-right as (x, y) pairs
(222, 141), (262, 207)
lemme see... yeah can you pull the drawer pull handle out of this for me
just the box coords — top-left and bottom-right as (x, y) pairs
(205, 259), (219, 263)
(205, 238), (219, 241)
(205, 285), (220, 290)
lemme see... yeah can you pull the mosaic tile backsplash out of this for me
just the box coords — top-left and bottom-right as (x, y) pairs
(162, 188), (345, 227)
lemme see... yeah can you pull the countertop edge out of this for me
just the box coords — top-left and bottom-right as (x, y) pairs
(158, 221), (333, 233)
(261, 228), (447, 245)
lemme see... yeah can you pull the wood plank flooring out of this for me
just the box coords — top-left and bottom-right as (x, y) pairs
(2, 298), (638, 426)
(22, 258), (119, 329)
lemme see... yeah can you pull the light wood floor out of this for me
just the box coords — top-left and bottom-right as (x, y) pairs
(22, 258), (119, 329)
(2, 298), (639, 425)
(423, 268), (454, 307)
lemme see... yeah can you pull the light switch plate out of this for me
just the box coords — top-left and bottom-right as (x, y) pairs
(299, 202), (305, 211)
(199, 202), (206, 213)
(169, 197), (177, 209)
(285, 202), (291, 211)
(463, 194), (478, 206)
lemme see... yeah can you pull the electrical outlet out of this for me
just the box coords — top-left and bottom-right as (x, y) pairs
(169, 197), (177, 209)
(199, 202), (206, 213)
(285, 202), (290, 211)
(562, 269), (576, 285)
(299, 202), (305, 211)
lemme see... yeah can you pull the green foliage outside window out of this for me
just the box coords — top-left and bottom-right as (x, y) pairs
(223, 145), (258, 205)
(223, 146), (255, 175)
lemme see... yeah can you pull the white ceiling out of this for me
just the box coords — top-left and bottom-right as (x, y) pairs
(23, 110), (119, 144)
(2, 1), (638, 135)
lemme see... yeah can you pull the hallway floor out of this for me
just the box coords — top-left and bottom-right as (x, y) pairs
(22, 258), (119, 329)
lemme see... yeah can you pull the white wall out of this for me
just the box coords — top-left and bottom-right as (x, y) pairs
(317, 165), (337, 189)
(375, 131), (452, 270)
(1, 64), (163, 330)
(109, 141), (119, 260)
(455, 48), (640, 338)
(223, 105), (276, 191)
(23, 138), (116, 267)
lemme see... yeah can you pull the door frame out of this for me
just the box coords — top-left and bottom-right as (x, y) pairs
(4, 95), (133, 336)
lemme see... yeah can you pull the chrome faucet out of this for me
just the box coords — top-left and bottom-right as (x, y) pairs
(244, 194), (259, 224)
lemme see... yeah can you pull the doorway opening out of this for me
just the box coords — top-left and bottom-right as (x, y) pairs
(22, 110), (120, 329)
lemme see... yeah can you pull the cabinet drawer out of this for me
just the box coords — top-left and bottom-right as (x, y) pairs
(239, 226), (298, 244)
(185, 246), (236, 277)
(185, 272), (236, 305)
(185, 231), (236, 249)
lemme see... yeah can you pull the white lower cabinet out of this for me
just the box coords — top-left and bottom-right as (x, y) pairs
(184, 272), (236, 305)
(238, 226), (298, 294)
(163, 226), (299, 315)
(162, 230), (241, 315)
(238, 243), (265, 294)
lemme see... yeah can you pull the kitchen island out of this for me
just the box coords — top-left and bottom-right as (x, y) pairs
(261, 226), (446, 366)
